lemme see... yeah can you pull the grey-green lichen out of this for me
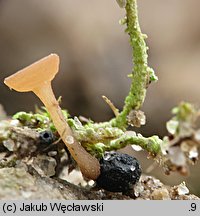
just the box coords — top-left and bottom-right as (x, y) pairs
(13, 108), (161, 158)
(68, 117), (161, 157)
(158, 101), (200, 175)
(111, 0), (157, 130)
(13, 108), (69, 132)
(85, 134), (161, 158)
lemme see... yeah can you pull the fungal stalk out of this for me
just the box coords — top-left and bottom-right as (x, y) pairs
(4, 54), (100, 180)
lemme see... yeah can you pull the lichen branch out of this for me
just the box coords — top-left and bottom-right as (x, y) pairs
(111, 0), (157, 130)
(85, 134), (161, 158)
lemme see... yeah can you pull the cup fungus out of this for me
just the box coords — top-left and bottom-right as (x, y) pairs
(4, 53), (100, 180)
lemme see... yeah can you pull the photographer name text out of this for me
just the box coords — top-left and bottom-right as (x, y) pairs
(2, 202), (104, 213)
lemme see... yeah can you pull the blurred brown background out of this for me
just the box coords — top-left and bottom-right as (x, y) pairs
(0, 0), (200, 196)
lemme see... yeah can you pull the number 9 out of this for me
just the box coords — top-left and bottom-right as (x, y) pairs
(191, 203), (196, 211)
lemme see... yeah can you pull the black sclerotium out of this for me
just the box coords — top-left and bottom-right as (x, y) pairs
(96, 152), (142, 193)
(39, 130), (54, 144)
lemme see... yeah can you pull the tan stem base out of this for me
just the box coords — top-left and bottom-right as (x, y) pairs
(33, 82), (100, 180)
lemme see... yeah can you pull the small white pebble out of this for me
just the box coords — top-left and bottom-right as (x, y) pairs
(168, 146), (186, 166)
(189, 147), (198, 159)
(125, 131), (136, 136)
(65, 135), (74, 144)
(88, 180), (95, 186)
(131, 144), (142, 151)
(104, 154), (112, 161)
(3, 139), (15, 151)
(48, 151), (57, 157)
(21, 191), (32, 199)
(177, 182), (189, 195)
(10, 119), (20, 127)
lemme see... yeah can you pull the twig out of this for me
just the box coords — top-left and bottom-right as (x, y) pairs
(102, 95), (119, 117)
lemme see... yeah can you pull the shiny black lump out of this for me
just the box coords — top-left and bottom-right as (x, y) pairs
(96, 152), (142, 193)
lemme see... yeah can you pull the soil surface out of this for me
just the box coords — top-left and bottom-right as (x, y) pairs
(0, 121), (199, 200)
